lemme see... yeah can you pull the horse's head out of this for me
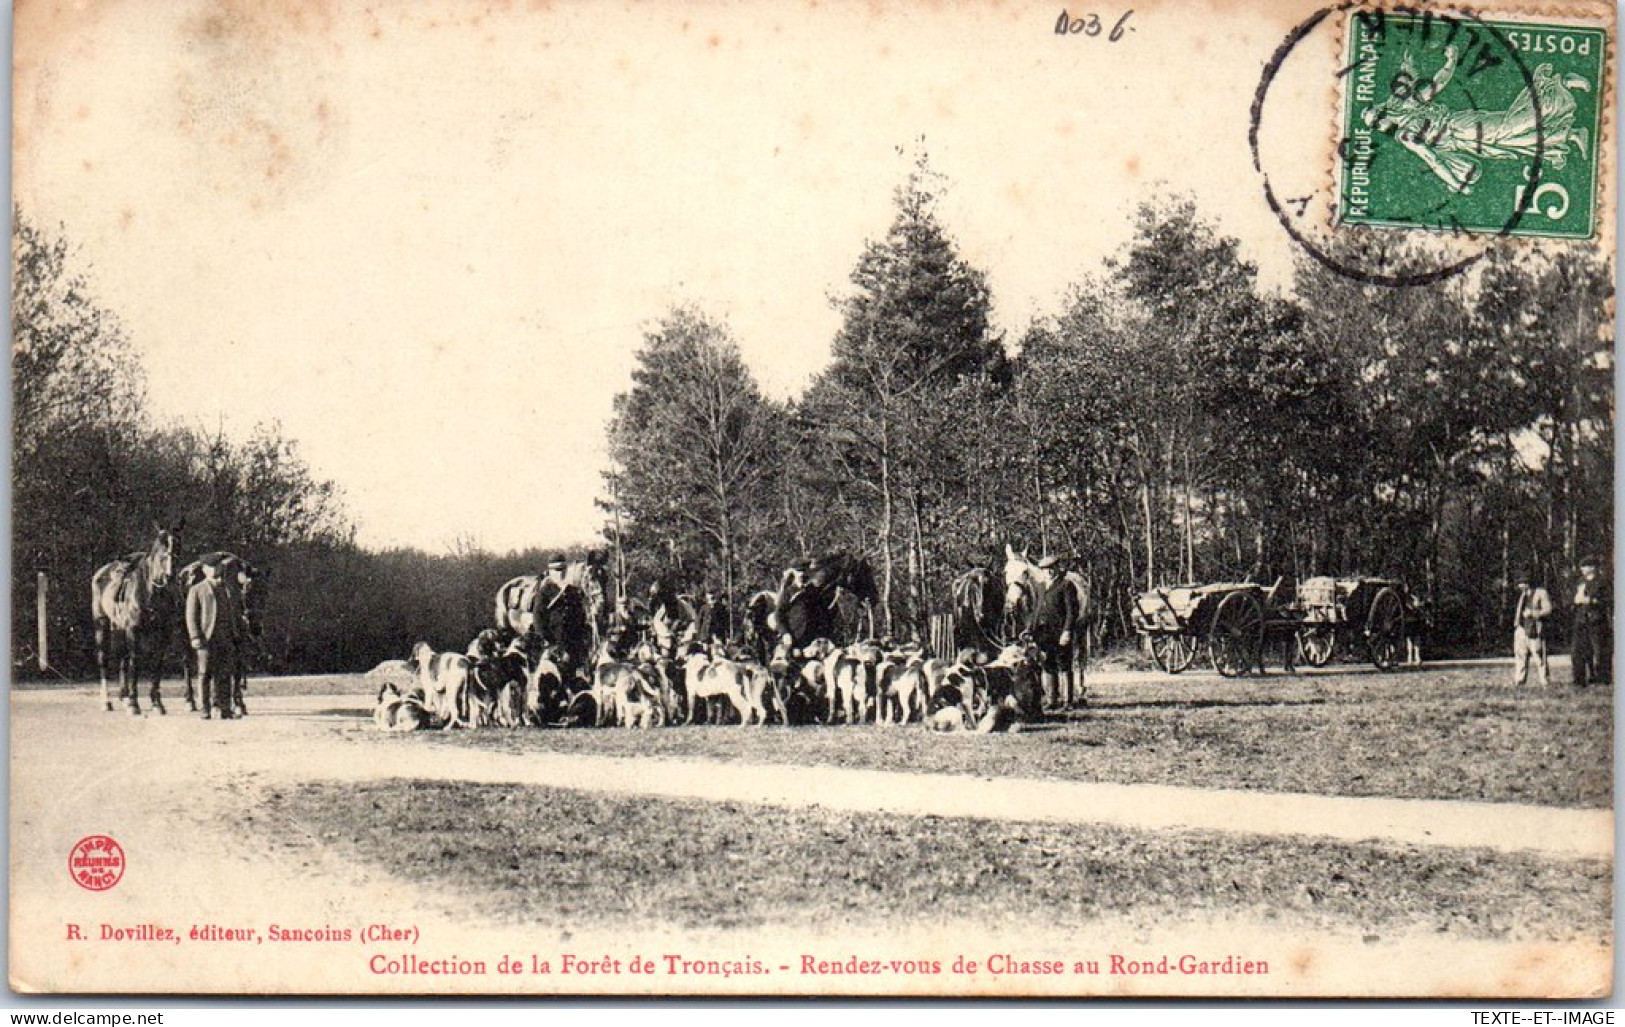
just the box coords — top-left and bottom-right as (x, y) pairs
(811, 553), (878, 606)
(148, 523), (182, 588)
(846, 558), (879, 607)
(1002, 544), (1037, 617)
(237, 562), (269, 637)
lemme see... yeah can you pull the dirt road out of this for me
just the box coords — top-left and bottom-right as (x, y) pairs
(9, 686), (1612, 997)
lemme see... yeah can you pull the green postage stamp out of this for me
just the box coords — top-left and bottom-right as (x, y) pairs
(1338, 9), (1607, 239)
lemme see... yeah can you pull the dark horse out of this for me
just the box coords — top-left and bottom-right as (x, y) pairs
(777, 553), (878, 649)
(91, 523), (182, 714)
(950, 565), (1006, 656)
(493, 555), (611, 656)
(177, 552), (267, 716)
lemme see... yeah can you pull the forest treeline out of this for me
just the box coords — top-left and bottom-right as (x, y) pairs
(12, 210), (592, 676)
(603, 166), (1612, 653)
(11, 166), (1613, 674)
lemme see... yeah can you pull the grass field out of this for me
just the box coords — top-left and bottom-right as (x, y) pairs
(266, 779), (1613, 943)
(35, 659), (1610, 807)
(181, 658), (1613, 957)
(395, 662), (1613, 808)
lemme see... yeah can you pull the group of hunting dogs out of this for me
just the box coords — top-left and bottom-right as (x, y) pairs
(373, 632), (1044, 734)
(373, 547), (1082, 735)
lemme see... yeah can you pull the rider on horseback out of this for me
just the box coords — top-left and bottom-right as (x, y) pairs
(532, 555), (590, 682)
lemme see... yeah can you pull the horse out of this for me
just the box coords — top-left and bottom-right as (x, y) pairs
(950, 565), (1005, 656)
(1001, 544), (1092, 704)
(177, 552), (265, 715)
(494, 575), (540, 637)
(564, 554), (612, 651)
(496, 564), (599, 638)
(494, 566), (598, 679)
(807, 552), (879, 609)
(777, 553), (878, 649)
(90, 523), (183, 715)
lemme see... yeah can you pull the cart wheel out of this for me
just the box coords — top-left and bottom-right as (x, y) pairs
(1150, 633), (1197, 674)
(1298, 624), (1336, 667)
(1209, 591), (1264, 677)
(1366, 587), (1406, 671)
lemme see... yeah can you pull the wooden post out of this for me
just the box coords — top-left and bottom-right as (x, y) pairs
(36, 571), (49, 671)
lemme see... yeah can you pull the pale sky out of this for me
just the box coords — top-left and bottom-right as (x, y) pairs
(15, 0), (1371, 553)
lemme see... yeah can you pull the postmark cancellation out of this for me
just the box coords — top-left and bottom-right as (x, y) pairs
(1336, 4), (1611, 240)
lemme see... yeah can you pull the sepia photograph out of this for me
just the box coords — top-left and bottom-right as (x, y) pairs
(8, 0), (1617, 999)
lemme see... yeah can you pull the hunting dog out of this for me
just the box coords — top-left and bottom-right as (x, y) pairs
(770, 637), (832, 725)
(632, 638), (687, 726)
(684, 651), (772, 726)
(407, 642), (481, 730)
(593, 659), (664, 729)
(519, 641), (567, 726)
(975, 644), (1042, 731)
(373, 682), (433, 732)
(876, 646), (930, 725)
(823, 641), (882, 725)
(469, 641), (529, 729)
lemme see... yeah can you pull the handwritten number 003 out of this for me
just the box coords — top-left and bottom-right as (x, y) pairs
(1056, 10), (1135, 41)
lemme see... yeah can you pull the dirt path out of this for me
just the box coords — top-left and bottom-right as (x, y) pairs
(9, 689), (1612, 997)
(26, 689), (1612, 858)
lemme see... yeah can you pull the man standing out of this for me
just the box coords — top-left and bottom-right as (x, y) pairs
(1571, 557), (1612, 688)
(1512, 574), (1553, 689)
(696, 588), (730, 646)
(1031, 556), (1079, 713)
(186, 561), (240, 720)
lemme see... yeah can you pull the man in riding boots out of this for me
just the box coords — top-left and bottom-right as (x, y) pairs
(1032, 556), (1079, 713)
(187, 561), (241, 720)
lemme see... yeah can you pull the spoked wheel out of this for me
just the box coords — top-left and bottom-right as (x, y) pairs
(1150, 633), (1198, 674)
(1209, 590), (1265, 677)
(1298, 624), (1336, 667)
(1365, 587), (1406, 671)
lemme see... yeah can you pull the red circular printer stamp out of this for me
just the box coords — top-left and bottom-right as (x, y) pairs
(68, 835), (125, 891)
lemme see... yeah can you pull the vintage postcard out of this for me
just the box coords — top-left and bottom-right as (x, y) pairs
(10, 0), (1616, 999)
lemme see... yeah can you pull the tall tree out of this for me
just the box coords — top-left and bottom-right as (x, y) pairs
(809, 154), (1002, 632)
(12, 209), (144, 458)
(603, 306), (782, 606)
